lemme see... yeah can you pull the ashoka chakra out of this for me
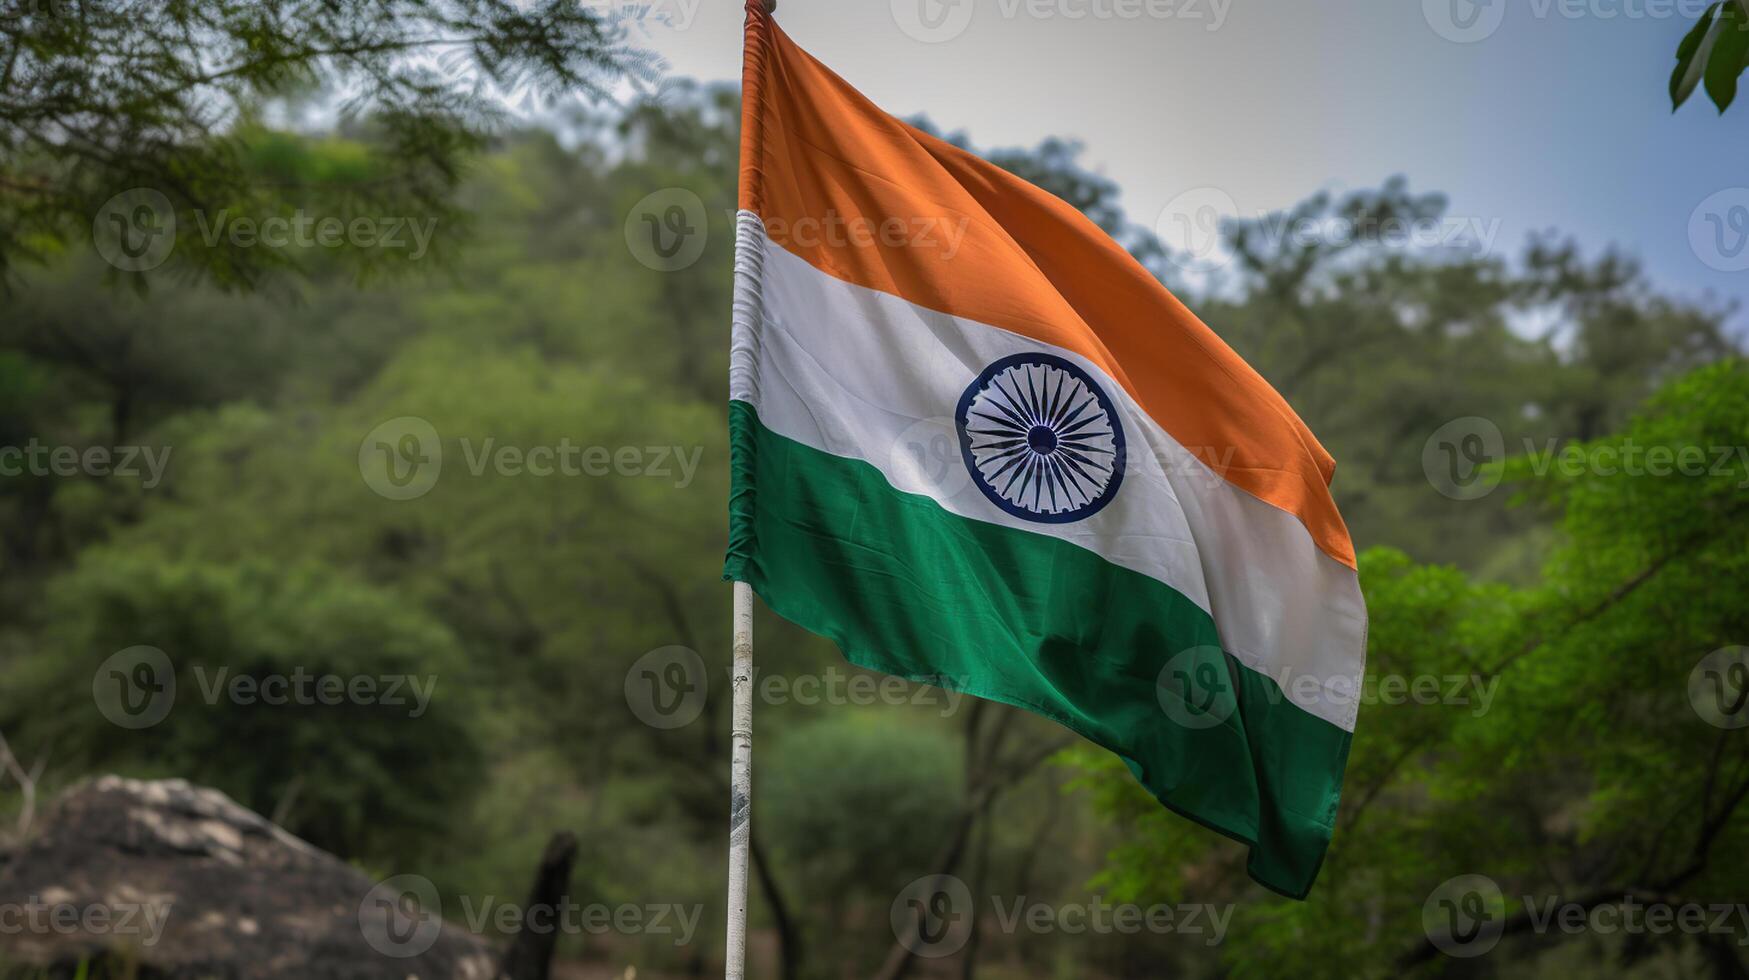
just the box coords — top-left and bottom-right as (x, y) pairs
(955, 352), (1126, 524)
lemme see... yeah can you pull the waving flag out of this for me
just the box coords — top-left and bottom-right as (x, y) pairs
(723, 1), (1366, 899)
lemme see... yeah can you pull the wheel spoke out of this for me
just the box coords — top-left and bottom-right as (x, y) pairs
(959, 355), (1125, 522)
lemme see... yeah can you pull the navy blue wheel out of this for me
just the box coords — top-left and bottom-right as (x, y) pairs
(955, 352), (1126, 524)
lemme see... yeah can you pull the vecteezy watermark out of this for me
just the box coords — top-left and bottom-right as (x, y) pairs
(623, 646), (968, 729)
(887, 414), (1264, 503)
(1424, 0), (1716, 44)
(358, 874), (702, 959)
(360, 874), (445, 958)
(887, 417), (973, 500)
(892, 875), (975, 957)
(1521, 439), (1749, 485)
(890, 875), (1232, 958)
(93, 646), (177, 730)
(92, 189), (440, 272)
(1690, 646), (1749, 729)
(1518, 894), (1749, 946)
(0, 440), (173, 489)
(456, 438), (702, 486)
(1690, 189), (1749, 274)
(747, 665), (966, 717)
(359, 417), (443, 501)
(454, 896), (702, 946)
(892, 0), (1231, 43)
(191, 210), (437, 260)
(1156, 645), (1236, 730)
(1125, 442), (1254, 490)
(625, 645), (710, 729)
(1421, 0), (1507, 43)
(0, 893), (173, 948)
(409, 1), (704, 115)
(626, 188), (709, 272)
(760, 210), (971, 260)
(357, 416), (704, 501)
(1158, 652), (1503, 728)
(1423, 874), (1508, 957)
(1156, 187), (1237, 272)
(190, 667), (438, 719)
(1423, 874), (1749, 958)
(1422, 419), (1749, 501)
(1156, 189), (1502, 272)
(1422, 417), (1507, 501)
(93, 188), (177, 272)
(1266, 211), (1502, 254)
(93, 647), (440, 729)
(578, 0), (704, 31)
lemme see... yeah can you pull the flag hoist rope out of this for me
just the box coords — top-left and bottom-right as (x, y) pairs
(725, 2), (774, 977)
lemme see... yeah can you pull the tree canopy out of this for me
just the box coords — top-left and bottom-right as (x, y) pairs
(0, 37), (1744, 980)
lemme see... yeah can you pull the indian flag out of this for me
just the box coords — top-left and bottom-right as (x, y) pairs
(723, 1), (1366, 900)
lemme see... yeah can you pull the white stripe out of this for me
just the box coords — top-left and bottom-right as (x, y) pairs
(734, 214), (1365, 732)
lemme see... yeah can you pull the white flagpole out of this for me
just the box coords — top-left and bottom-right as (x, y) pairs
(726, 4), (772, 977)
(724, 579), (754, 980)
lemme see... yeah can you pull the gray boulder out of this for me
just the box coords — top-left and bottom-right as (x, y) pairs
(0, 776), (497, 979)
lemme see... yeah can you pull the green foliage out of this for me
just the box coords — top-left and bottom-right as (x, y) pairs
(0, 0), (650, 289)
(0, 67), (1742, 978)
(1079, 362), (1749, 977)
(1, 555), (484, 864)
(1201, 180), (1731, 574)
(1671, 1), (1749, 113)
(765, 714), (963, 900)
(0, 950), (143, 980)
(762, 714), (963, 977)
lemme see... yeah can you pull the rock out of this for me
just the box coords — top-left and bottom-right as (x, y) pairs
(0, 776), (497, 979)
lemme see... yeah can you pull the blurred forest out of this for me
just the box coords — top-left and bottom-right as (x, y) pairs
(2, 6), (1749, 978)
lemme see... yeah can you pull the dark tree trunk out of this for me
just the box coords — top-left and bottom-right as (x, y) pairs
(751, 829), (803, 980)
(499, 831), (579, 980)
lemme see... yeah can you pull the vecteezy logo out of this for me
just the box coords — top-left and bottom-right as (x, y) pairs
(360, 874), (443, 958)
(888, 416), (973, 499)
(92, 188), (176, 272)
(1422, 416), (1505, 501)
(956, 353), (1126, 524)
(1423, 0), (1505, 43)
(359, 417), (442, 501)
(1690, 189), (1749, 273)
(93, 645), (176, 729)
(1157, 646), (1236, 730)
(1422, 873), (1505, 957)
(625, 188), (708, 272)
(890, 874), (973, 958)
(625, 645), (709, 729)
(1690, 647), (1749, 729)
(1156, 187), (1237, 272)
(891, 0), (974, 43)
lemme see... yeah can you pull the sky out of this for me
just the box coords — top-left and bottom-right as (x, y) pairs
(630, 0), (1748, 327)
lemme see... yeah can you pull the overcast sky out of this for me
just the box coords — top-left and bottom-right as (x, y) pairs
(631, 0), (1746, 329)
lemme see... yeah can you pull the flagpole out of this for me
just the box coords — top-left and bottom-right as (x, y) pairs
(724, 579), (754, 980)
(725, 1), (772, 973)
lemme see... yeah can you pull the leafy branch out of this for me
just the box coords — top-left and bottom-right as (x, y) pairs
(1671, 0), (1749, 112)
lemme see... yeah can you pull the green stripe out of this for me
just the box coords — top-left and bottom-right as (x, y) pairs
(723, 400), (1349, 899)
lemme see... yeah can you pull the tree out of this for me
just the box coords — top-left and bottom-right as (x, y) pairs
(761, 715), (962, 975)
(3, 60), (1742, 976)
(1, 556), (486, 865)
(0, 0), (649, 289)
(1079, 360), (1749, 978)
